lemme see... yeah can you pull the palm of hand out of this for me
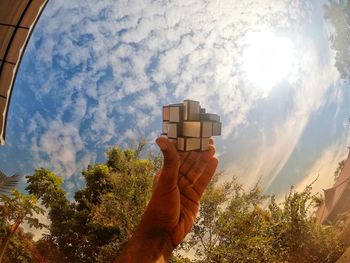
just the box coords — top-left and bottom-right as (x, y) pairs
(147, 137), (217, 250)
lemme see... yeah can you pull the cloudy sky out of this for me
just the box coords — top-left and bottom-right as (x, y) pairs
(0, 0), (349, 197)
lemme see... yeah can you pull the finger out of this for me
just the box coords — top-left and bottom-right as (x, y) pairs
(180, 184), (200, 208)
(171, 138), (191, 164)
(179, 140), (215, 173)
(204, 144), (216, 160)
(179, 151), (200, 175)
(182, 145), (216, 184)
(180, 143), (214, 171)
(169, 139), (177, 148)
(192, 157), (218, 198)
(180, 195), (199, 218)
(155, 137), (180, 190)
(152, 170), (161, 194)
(179, 151), (190, 162)
(178, 175), (192, 191)
(184, 159), (208, 185)
(169, 138), (189, 161)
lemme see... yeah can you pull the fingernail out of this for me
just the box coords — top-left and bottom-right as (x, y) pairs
(158, 140), (168, 151)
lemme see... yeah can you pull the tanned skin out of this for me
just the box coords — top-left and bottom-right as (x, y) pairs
(115, 136), (218, 263)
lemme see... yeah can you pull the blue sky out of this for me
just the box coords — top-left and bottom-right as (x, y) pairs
(0, 0), (349, 197)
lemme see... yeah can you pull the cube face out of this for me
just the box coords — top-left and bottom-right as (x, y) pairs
(178, 137), (200, 151)
(184, 100), (200, 120)
(163, 106), (170, 121)
(167, 123), (182, 138)
(200, 138), (210, 151)
(202, 121), (212, 138)
(183, 121), (200, 137)
(169, 104), (183, 122)
(177, 137), (210, 151)
(177, 137), (185, 151)
(183, 121), (212, 138)
(162, 121), (169, 134)
(187, 138), (200, 151)
(212, 122), (221, 136)
(200, 113), (220, 122)
(177, 137), (187, 151)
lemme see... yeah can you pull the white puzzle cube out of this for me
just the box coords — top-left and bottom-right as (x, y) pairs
(161, 99), (221, 151)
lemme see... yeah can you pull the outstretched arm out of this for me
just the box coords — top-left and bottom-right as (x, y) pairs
(115, 136), (218, 262)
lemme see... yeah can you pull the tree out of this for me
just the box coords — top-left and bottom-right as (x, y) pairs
(24, 141), (346, 262)
(26, 143), (156, 263)
(35, 236), (69, 263)
(182, 180), (345, 263)
(324, 0), (350, 79)
(267, 186), (343, 263)
(0, 190), (46, 263)
(182, 174), (235, 261)
(25, 168), (77, 261)
(2, 227), (46, 263)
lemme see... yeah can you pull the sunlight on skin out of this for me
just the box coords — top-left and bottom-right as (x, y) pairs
(243, 31), (297, 93)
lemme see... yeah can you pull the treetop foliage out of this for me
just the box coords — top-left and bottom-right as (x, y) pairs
(179, 181), (345, 263)
(1, 142), (347, 262)
(324, 0), (350, 79)
(23, 143), (156, 263)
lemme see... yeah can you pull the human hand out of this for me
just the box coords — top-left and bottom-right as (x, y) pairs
(115, 136), (218, 262)
(150, 136), (218, 253)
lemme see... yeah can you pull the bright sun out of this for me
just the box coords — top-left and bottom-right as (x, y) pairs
(242, 31), (296, 91)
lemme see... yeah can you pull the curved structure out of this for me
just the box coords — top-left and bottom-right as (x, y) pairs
(316, 151), (350, 224)
(0, 0), (48, 144)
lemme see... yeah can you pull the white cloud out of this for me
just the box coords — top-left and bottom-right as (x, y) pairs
(264, 42), (340, 189)
(30, 119), (91, 179)
(223, 42), (340, 190)
(12, 0), (339, 189)
(218, 1), (342, 191)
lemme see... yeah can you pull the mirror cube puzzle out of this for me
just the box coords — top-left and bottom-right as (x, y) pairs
(162, 100), (221, 151)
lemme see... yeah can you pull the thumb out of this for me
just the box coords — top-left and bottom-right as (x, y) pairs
(155, 136), (180, 189)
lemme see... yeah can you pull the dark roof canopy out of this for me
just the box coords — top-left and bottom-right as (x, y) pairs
(0, 0), (48, 144)
(316, 151), (350, 224)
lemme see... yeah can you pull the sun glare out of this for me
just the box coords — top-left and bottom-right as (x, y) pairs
(242, 31), (296, 91)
